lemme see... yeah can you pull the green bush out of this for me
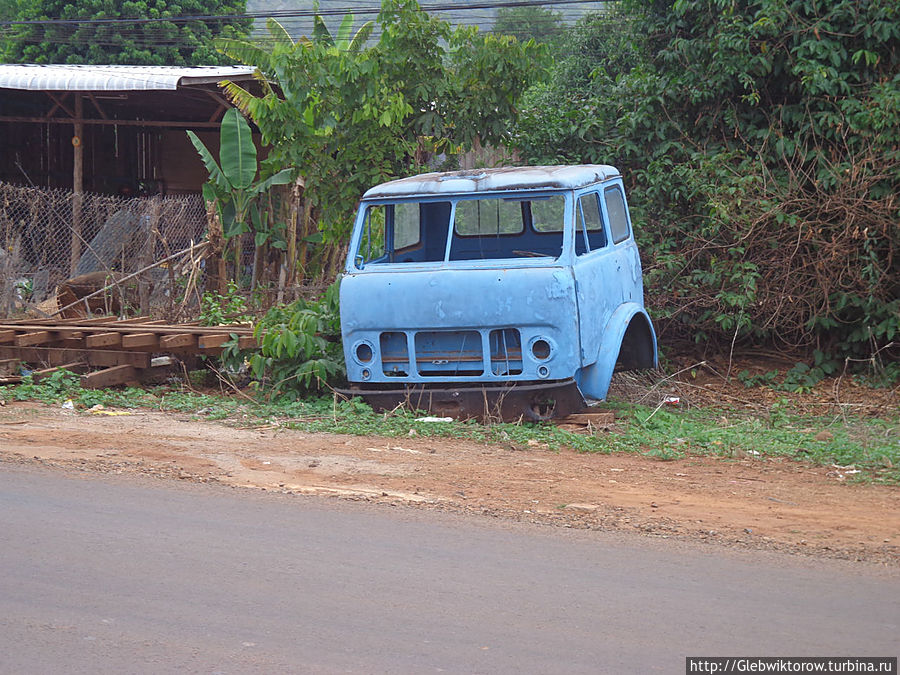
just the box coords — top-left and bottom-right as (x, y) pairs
(510, 0), (899, 360)
(248, 280), (345, 399)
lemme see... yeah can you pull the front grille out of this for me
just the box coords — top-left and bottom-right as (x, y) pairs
(489, 328), (523, 375)
(414, 330), (484, 376)
(380, 331), (409, 376)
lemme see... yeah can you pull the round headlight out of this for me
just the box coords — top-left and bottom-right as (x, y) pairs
(354, 341), (374, 364)
(531, 338), (551, 361)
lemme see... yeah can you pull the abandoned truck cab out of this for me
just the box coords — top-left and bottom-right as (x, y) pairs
(339, 165), (657, 420)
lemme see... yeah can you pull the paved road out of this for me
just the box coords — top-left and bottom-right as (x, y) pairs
(1, 465), (897, 674)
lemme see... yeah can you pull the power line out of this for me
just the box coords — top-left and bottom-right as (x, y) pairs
(0, 0), (610, 26)
(0, 1), (620, 57)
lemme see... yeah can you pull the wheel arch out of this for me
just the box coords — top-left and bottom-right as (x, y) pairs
(576, 303), (658, 400)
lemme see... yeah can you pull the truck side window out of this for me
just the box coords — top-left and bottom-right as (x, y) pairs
(576, 193), (606, 255)
(604, 186), (630, 243)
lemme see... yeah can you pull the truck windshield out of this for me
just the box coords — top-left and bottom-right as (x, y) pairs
(355, 194), (565, 266)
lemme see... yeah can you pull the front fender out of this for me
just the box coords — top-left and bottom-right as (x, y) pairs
(576, 303), (657, 401)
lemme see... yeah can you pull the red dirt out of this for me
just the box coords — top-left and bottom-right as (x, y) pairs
(1, 394), (897, 565)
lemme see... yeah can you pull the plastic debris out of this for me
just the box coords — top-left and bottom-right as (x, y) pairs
(415, 416), (454, 423)
(663, 396), (680, 405)
(61, 400), (74, 410)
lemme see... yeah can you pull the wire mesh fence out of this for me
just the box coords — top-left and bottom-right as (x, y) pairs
(0, 181), (207, 318)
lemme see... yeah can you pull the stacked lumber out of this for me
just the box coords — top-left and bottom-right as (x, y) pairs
(0, 316), (256, 388)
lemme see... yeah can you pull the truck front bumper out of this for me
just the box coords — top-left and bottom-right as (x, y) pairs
(337, 379), (585, 422)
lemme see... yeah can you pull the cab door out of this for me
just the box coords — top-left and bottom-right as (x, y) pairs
(572, 188), (622, 366)
(599, 182), (641, 304)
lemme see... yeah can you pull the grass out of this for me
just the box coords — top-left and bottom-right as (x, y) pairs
(2, 370), (897, 484)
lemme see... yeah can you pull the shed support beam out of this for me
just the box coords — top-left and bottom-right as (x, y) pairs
(70, 94), (84, 275)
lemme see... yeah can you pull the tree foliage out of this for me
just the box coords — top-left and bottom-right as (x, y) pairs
(493, 5), (563, 45)
(2, 0), (251, 65)
(511, 0), (899, 358)
(217, 0), (544, 257)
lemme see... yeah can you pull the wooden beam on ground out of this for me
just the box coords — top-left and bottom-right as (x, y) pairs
(32, 362), (86, 381)
(61, 316), (117, 325)
(0, 346), (150, 369)
(0, 330), (15, 344)
(85, 332), (122, 348)
(80, 365), (138, 389)
(237, 336), (257, 349)
(121, 332), (159, 349)
(159, 334), (196, 350)
(15, 331), (51, 347)
(1, 323), (255, 337)
(198, 334), (230, 350)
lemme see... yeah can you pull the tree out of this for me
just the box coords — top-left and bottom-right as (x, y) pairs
(511, 0), (899, 360)
(2, 0), (251, 65)
(218, 0), (544, 275)
(493, 5), (563, 45)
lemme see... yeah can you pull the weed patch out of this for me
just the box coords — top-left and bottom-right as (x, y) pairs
(2, 371), (896, 484)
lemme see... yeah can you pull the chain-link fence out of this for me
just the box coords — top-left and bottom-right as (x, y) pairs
(0, 181), (207, 318)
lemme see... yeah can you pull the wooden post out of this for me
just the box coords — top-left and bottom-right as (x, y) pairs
(70, 94), (84, 276)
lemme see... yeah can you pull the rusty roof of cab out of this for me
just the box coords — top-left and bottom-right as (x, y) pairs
(362, 165), (620, 199)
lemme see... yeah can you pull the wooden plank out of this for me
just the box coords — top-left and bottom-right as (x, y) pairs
(32, 362), (86, 381)
(0, 346), (150, 369)
(198, 334), (230, 349)
(1, 323), (255, 336)
(121, 332), (159, 349)
(159, 334), (196, 350)
(15, 331), (52, 347)
(0, 330), (15, 344)
(85, 332), (122, 348)
(55, 338), (89, 349)
(556, 411), (616, 426)
(237, 336), (258, 349)
(62, 316), (118, 325)
(80, 365), (138, 389)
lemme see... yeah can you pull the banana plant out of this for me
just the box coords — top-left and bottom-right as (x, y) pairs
(187, 107), (293, 240)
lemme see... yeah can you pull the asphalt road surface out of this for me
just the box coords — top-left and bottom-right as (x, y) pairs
(1, 464), (897, 674)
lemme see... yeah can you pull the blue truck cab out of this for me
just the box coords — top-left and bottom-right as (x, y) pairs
(339, 165), (657, 420)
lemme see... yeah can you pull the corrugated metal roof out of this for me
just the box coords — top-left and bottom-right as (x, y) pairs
(363, 165), (621, 199)
(0, 64), (256, 91)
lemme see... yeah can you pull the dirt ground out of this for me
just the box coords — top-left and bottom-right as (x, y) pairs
(1, 375), (898, 565)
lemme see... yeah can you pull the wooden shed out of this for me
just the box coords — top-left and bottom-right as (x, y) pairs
(0, 63), (259, 196)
